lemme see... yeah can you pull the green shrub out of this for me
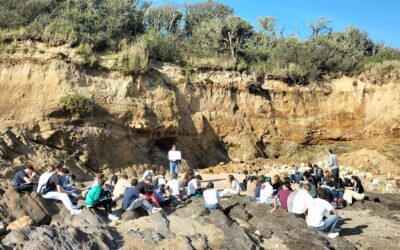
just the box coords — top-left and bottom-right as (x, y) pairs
(140, 31), (182, 63)
(367, 60), (400, 76)
(113, 40), (149, 74)
(76, 43), (98, 67)
(60, 92), (94, 118)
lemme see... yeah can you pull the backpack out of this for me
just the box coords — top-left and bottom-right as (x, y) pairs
(37, 172), (55, 195)
(331, 196), (345, 209)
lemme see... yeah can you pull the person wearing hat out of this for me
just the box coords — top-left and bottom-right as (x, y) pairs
(135, 175), (161, 208)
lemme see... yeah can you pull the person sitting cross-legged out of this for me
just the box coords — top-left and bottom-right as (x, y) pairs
(13, 166), (37, 192)
(305, 188), (341, 239)
(220, 175), (241, 198)
(187, 174), (203, 197)
(270, 181), (292, 212)
(136, 175), (161, 207)
(166, 173), (182, 201)
(122, 178), (161, 215)
(86, 174), (119, 221)
(203, 182), (221, 210)
(343, 176), (365, 205)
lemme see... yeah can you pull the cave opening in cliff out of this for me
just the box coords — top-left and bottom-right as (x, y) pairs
(154, 137), (177, 152)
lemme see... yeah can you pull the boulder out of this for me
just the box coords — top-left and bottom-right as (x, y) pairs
(7, 216), (33, 231)
(121, 210), (144, 221)
(2, 225), (119, 250)
(0, 186), (60, 225)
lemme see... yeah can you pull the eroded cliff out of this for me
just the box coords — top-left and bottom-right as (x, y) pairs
(0, 47), (399, 178)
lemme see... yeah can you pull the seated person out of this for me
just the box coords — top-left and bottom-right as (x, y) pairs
(220, 175), (241, 198)
(142, 168), (157, 181)
(181, 170), (193, 188)
(302, 171), (317, 198)
(271, 175), (283, 195)
(271, 181), (292, 212)
(306, 188), (340, 238)
(343, 176), (365, 205)
(136, 175), (161, 207)
(312, 164), (324, 184)
(246, 176), (258, 201)
(203, 182), (221, 210)
(153, 170), (167, 202)
(86, 173), (119, 221)
(39, 167), (81, 215)
(287, 183), (300, 213)
(60, 166), (75, 191)
(107, 169), (122, 192)
(113, 174), (131, 200)
(255, 175), (265, 200)
(13, 166), (36, 192)
(187, 175), (203, 197)
(257, 178), (274, 205)
(291, 182), (312, 219)
(122, 178), (160, 214)
(166, 173), (182, 200)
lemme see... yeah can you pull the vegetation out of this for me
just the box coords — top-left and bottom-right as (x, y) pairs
(1, 0), (399, 84)
(60, 92), (94, 118)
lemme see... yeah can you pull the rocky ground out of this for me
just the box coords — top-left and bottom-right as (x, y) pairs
(1, 174), (399, 250)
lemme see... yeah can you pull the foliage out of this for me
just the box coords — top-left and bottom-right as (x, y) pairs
(113, 39), (149, 74)
(60, 92), (94, 118)
(44, 0), (149, 49)
(76, 43), (98, 67)
(367, 60), (400, 76)
(0, 0), (399, 84)
(145, 4), (182, 34)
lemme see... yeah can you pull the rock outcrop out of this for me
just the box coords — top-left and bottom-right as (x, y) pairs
(0, 182), (60, 225)
(0, 51), (399, 177)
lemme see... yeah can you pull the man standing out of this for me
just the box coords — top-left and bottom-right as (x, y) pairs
(13, 166), (36, 192)
(326, 149), (339, 182)
(168, 144), (180, 178)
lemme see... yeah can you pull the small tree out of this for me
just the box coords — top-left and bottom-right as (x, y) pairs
(258, 16), (276, 38)
(308, 17), (332, 37)
(145, 4), (182, 34)
(220, 16), (253, 60)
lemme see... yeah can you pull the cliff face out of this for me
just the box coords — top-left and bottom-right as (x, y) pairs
(0, 54), (399, 177)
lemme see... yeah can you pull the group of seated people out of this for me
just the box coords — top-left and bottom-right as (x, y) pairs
(235, 163), (366, 238)
(12, 161), (365, 238)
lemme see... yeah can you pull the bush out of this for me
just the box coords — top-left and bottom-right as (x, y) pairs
(367, 60), (400, 77)
(60, 92), (94, 118)
(140, 31), (182, 63)
(113, 40), (149, 74)
(75, 43), (98, 67)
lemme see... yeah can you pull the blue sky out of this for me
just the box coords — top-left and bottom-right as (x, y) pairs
(152, 0), (400, 48)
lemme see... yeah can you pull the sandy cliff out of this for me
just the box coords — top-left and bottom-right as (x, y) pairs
(0, 47), (399, 177)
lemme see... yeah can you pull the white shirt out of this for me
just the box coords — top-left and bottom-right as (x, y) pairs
(203, 189), (220, 205)
(157, 177), (166, 187)
(306, 198), (334, 227)
(259, 183), (273, 203)
(167, 179), (181, 196)
(292, 189), (313, 214)
(231, 180), (241, 193)
(187, 179), (200, 195)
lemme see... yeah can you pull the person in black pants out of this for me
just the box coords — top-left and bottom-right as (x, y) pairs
(13, 166), (37, 192)
(86, 174), (119, 221)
